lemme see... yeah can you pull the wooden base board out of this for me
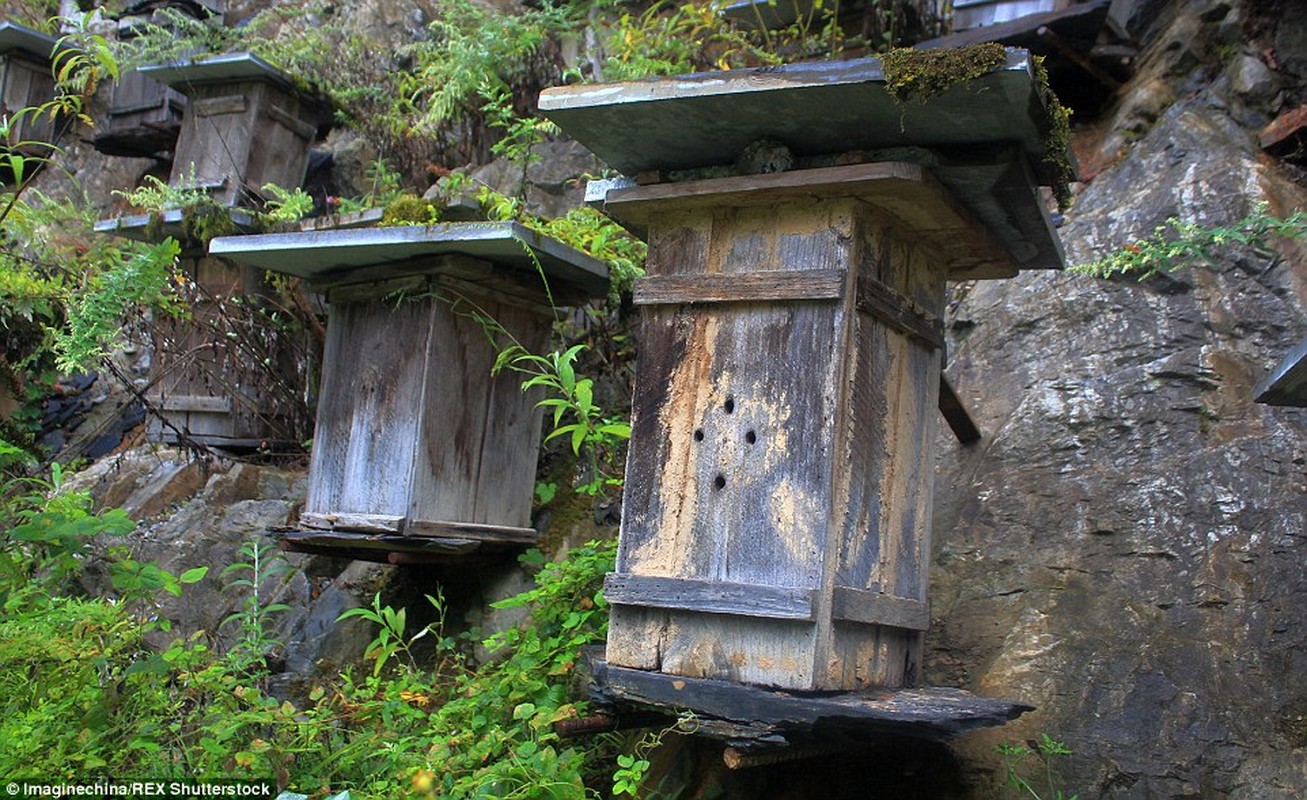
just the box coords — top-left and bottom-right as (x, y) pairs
(275, 528), (527, 565)
(584, 650), (1033, 745)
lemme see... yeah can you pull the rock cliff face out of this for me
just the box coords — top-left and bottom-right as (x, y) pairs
(928, 1), (1307, 795)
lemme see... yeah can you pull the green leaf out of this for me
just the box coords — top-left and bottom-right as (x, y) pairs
(179, 566), (209, 584)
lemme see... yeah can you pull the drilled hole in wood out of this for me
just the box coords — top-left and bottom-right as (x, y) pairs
(693, 428), (704, 442)
(745, 430), (757, 444)
(713, 474), (726, 490)
(724, 397), (735, 414)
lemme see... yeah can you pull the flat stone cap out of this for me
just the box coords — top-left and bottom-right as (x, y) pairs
(540, 49), (1055, 182)
(540, 48), (1066, 273)
(208, 222), (611, 300)
(139, 51), (326, 103)
(0, 21), (60, 61)
(1254, 334), (1307, 407)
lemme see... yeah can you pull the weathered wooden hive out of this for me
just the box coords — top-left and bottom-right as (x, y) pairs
(92, 0), (226, 159)
(541, 49), (1065, 739)
(94, 53), (330, 449)
(209, 223), (610, 562)
(137, 52), (332, 207)
(0, 21), (61, 172)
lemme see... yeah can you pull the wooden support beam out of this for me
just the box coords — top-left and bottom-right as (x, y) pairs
(1037, 25), (1122, 90)
(938, 376), (982, 444)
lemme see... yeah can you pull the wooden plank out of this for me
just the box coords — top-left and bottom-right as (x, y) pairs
(407, 293), (494, 525)
(299, 511), (406, 533)
(1254, 334), (1307, 407)
(633, 269), (845, 306)
(604, 574), (816, 621)
(605, 162), (928, 216)
(407, 519), (538, 544)
(276, 530), (493, 564)
(150, 394), (232, 414)
(593, 661), (1035, 743)
(305, 297), (431, 517)
(191, 93), (247, 117)
(268, 101), (318, 140)
(831, 587), (929, 631)
(469, 298), (552, 528)
(855, 274), (943, 350)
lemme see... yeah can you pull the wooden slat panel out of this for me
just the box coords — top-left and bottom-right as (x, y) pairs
(407, 295), (492, 525)
(305, 298), (430, 517)
(855, 273), (943, 350)
(245, 82), (316, 202)
(468, 299), (552, 528)
(633, 269), (845, 306)
(604, 574), (816, 621)
(407, 519), (538, 544)
(831, 587), (929, 631)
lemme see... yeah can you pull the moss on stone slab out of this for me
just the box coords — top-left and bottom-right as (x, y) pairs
(880, 43), (1008, 103)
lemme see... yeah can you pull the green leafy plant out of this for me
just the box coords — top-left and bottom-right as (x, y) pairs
(493, 341), (631, 496)
(612, 712), (697, 796)
(220, 538), (292, 668)
(999, 734), (1078, 800)
(0, 461), (134, 609)
(260, 183), (315, 225)
(338, 590), (455, 677)
(1072, 203), (1307, 280)
(52, 238), (182, 372)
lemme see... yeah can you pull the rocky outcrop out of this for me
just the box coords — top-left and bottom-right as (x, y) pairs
(928, 2), (1307, 796)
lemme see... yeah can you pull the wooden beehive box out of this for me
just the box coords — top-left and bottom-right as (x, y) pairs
(209, 223), (610, 559)
(93, 207), (301, 450)
(0, 21), (60, 165)
(541, 49), (1065, 693)
(146, 254), (312, 448)
(94, 68), (187, 158)
(92, 0), (221, 159)
(137, 53), (331, 206)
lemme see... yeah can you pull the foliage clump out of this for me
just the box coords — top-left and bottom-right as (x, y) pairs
(1072, 203), (1307, 280)
(880, 43), (1008, 102)
(1031, 55), (1075, 210)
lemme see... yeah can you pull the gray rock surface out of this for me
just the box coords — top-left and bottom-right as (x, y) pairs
(927, 3), (1307, 795)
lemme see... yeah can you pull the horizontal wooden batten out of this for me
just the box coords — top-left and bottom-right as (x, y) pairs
(854, 274), (944, 350)
(268, 103), (318, 140)
(831, 587), (930, 631)
(604, 574), (817, 621)
(633, 269), (846, 306)
(150, 395), (233, 414)
(407, 519), (538, 544)
(192, 94), (247, 117)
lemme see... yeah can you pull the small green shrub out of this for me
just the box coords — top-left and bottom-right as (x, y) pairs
(999, 733), (1078, 800)
(1072, 203), (1307, 280)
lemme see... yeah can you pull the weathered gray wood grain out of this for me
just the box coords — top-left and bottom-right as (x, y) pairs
(604, 574), (816, 620)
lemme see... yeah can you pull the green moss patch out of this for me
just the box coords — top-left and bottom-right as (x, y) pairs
(880, 43), (1008, 103)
